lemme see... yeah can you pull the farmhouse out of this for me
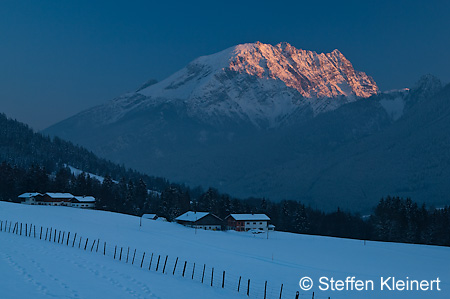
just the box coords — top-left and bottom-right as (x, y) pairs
(18, 193), (42, 205)
(41, 193), (75, 206)
(226, 214), (271, 232)
(175, 211), (223, 230)
(18, 192), (95, 208)
(71, 196), (96, 208)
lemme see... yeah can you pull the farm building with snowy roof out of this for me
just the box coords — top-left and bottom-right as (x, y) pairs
(175, 211), (223, 231)
(18, 192), (95, 209)
(225, 214), (272, 232)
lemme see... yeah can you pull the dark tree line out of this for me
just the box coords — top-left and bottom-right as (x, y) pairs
(1, 114), (449, 246)
(0, 113), (172, 194)
(1, 161), (449, 246)
(371, 196), (450, 245)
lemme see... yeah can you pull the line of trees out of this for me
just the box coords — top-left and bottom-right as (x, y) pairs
(1, 162), (449, 246)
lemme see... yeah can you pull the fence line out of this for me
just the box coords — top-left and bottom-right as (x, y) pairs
(0, 219), (332, 299)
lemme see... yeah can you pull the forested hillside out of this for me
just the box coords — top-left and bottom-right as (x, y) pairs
(0, 113), (171, 192)
(1, 113), (449, 246)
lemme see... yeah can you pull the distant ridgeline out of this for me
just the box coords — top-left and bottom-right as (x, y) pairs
(0, 113), (449, 246)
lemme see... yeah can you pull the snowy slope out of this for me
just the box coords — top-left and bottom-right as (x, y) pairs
(0, 202), (449, 299)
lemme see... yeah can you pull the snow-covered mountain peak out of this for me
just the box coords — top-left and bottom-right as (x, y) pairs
(140, 41), (378, 100)
(89, 42), (379, 127)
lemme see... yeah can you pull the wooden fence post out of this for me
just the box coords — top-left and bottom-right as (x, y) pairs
(140, 252), (145, 268)
(104, 242), (106, 255)
(119, 247), (123, 261)
(40, 226), (43, 240)
(201, 264), (205, 283)
(295, 291), (299, 299)
(222, 271), (225, 288)
(148, 253), (153, 270)
(162, 255), (168, 273)
(72, 233), (77, 247)
(264, 281), (267, 299)
(247, 279), (250, 296)
(54, 229), (57, 242)
(312, 291), (315, 299)
(211, 267), (214, 286)
(25, 223), (27, 236)
(279, 283), (283, 299)
(84, 238), (89, 250)
(132, 249), (137, 265)
(49, 227), (52, 240)
(155, 255), (161, 271)
(33, 225), (36, 238)
(66, 232), (70, 245)
(96, 239), (100, 252)
(20, 223), (22, 235)
(173, 257), (178, 275)
(238, 276), (241, 292)
(45, 228), (48, 240)
(114, 245), (117, 259)
(58, 231), (61, 243)
(61, 231), (65, 244)
(91, 239), (96, 251)
(126, 247), (130, 263)
(8, 221), (11, 233)
(191, 263), (195, 280)
(181, 261), (186, 277)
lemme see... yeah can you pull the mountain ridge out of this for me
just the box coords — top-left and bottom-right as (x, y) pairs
(68, 42), (378, 129)
(44, 43), (449, 211)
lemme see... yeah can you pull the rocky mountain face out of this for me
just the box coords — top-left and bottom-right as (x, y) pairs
(69, 42), (378, 129)
(44, 41), (448, 211)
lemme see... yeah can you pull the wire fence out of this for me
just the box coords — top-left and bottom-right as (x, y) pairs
(0, 219), (332, 299)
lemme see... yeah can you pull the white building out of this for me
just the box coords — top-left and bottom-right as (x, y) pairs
(18, 192), (95, 208)
(71, 196), (96, 208)
(225, 214), (271, 232)
(18, 193), (42, 205)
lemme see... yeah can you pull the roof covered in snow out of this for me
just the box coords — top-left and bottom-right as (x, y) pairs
(175, 211), (209, 222)
(45, 193), (75, 199)
(227, 214), (270, 221)
(142, 214), (158, 219)
(18, 193), (42, 198)
(73, 196), (95, 203)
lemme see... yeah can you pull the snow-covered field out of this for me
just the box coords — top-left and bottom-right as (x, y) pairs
(0, 202), (449, 299)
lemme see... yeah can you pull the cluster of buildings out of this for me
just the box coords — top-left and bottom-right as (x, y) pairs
(18, 192), (96, 208)
(172, 211), (275, 232)
(18, 193), (272, 232)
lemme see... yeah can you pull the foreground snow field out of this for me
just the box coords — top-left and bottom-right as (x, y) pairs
(0, 202), (449, 299)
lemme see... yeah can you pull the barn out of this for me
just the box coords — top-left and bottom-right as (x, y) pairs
(18, 192), (95, 208)
(71, 196), (96, 208)
(175, 211), (223, 230)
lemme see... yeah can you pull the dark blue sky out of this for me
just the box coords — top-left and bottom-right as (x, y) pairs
(1, 0), (449, 129)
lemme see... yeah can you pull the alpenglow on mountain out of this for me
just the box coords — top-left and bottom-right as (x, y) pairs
(67, 42), (378, 129)
(45, 42), (450, 211)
